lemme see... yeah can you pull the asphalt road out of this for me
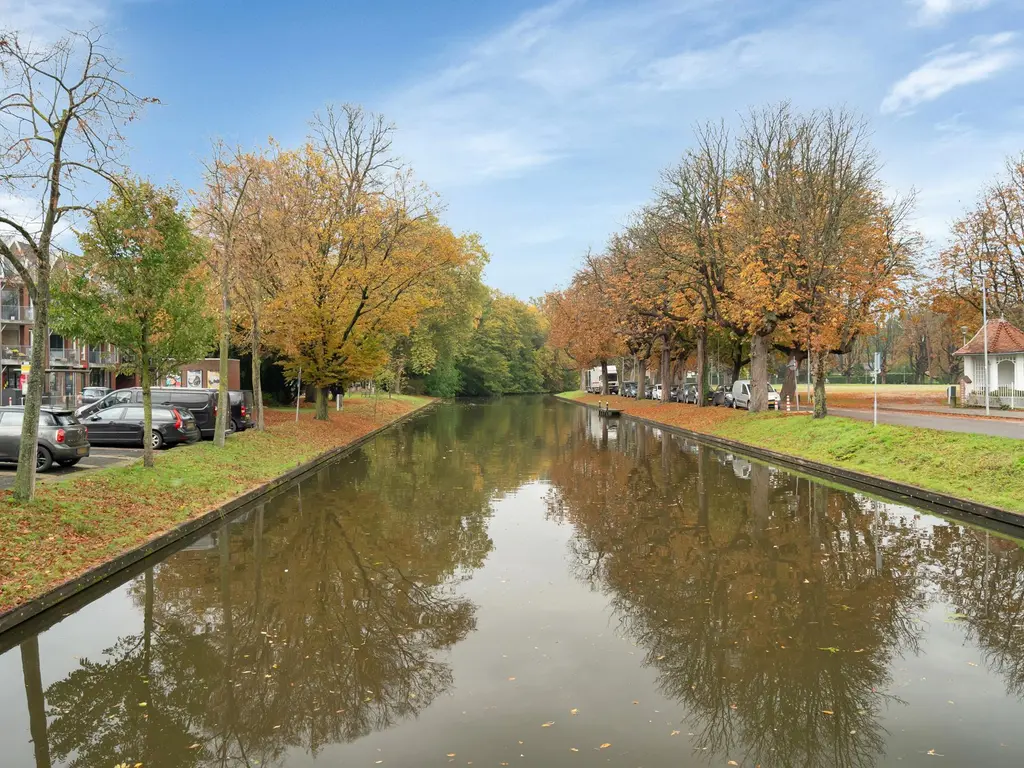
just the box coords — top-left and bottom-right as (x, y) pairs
(829, 407), (1024, 440)
(0, 446), (145, 489)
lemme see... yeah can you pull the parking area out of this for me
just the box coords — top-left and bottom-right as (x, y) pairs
(0, 446), (145, 489)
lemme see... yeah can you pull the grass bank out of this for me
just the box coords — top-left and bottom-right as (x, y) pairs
(560, 392), (1024, 516)
(0, 394), (431, 614)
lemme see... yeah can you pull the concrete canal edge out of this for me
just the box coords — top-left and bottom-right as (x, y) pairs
(558, 395), (1024, 532)
(0, 400), (438, 638)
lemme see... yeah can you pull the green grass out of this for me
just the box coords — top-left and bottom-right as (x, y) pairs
(555, 390), (586, 400)
(713, 412), (1024, 513)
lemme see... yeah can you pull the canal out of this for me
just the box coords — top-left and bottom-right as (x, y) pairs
(2, 396), (1024, 767)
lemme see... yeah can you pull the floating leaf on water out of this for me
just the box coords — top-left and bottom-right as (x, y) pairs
(728, 762), (739, 766)
(542, 721), (555, 727)
(507, 677), (516, 681)
(670, 730), (681, 736)
(570, 747), (579, 752)
(447, 753), (456, 758)
(570, 708), (578, 715)
(822, 710), (834, 715)
(599, 743), (611, 749)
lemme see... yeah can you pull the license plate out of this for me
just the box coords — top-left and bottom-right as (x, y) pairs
(77, 446), (88, 455)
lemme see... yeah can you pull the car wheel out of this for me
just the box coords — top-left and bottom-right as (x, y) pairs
(232, 419), (242, 432)
(57, 458), (80, 467)
(36, 446), (53, 472)
(151, 430), (164, 450)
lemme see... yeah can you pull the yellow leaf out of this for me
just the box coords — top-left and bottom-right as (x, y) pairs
(570, 747), (579, 752)
(822, 710), (834, 715)
(570, 708), (578, 715)
(447, 753), (456, 758)
(600, 743), (611, 749)
(542, 721), (555, 727)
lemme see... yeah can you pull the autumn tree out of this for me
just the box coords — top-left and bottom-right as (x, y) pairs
(544, 271), (621, 393)
(265, 106), (470, 419)
(726, 103), (910, 415)
(52, 180), (213, 468)
(0, 28), (153, 499)
(934, 153), (1024, 327)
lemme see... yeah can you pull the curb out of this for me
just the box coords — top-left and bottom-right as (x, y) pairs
(560, 396), (1024, 532)
(0, 399), (437, 641)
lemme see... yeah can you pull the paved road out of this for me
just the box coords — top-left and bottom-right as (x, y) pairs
(0, 446), (145, 489)
(829, 407), (1024, 439)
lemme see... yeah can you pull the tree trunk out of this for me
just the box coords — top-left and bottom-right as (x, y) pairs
(660, 335), (672, 402)
(749, 332), (770, 412)
(579, 367), (586, 392)
(20, 636), (51, 768)
(315, 386), (329, 420)
(780, 350), (805, 408)
(214, 258), (230, 447)
(695, 326), (707, 408)
(731, 344), (744, 385)
(13, 270), (48, 501)
(813, 349), (829, 418)
(636, 359), (646, 400)
(600, 359), (609, 396)
(251, 314), (264, 430)
(142, 361), (154, 468)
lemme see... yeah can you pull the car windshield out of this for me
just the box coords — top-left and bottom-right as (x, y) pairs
(767, 384), (777, 392)
(51, 413), (80, 426)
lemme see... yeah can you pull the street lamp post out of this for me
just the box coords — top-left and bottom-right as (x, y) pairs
(982, 277), (990, 417)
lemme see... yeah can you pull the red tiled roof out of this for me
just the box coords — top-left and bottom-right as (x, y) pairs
(955, 319), (1024, 355)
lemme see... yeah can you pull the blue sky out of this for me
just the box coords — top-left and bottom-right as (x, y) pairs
(7, 0), (1024, 299)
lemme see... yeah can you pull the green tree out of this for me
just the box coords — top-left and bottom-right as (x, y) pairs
(52, 180), (213, 468)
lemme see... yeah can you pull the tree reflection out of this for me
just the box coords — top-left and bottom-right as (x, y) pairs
(549, 424), (930, 768)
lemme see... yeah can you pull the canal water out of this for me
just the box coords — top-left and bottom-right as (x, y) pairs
(2, 397), (1024, 767)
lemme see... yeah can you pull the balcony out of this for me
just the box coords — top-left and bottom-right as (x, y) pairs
(0, 305), (33, 323)
(1, 344), (30, 364)
(88, 348), (119, 366)
(48, 349), (84, 368)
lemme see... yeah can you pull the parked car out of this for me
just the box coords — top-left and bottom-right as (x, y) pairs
(77, 386), (111, 406)
(77, 387), (225, 439)
(622, 382), (638, 398)
(0, 406), (90, 471)
(731, 379), (781, 410)
(669, 386), (680, 402)
(651, 384), (663, 400)
(679, 382), (704, 403)
(709, 385), (733, 407)
(82, 404), (200, 449)
(228, 390), (255, 431)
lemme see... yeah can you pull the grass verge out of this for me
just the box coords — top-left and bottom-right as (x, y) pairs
(0, 395), (431, 614)
(558, 392), (1024, 516)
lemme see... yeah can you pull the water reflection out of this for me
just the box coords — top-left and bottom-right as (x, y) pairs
(547, 416), (1017, 767)
(5, 399), (1024, 767)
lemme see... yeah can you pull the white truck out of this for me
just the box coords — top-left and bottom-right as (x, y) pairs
(585, 365), (618, 394)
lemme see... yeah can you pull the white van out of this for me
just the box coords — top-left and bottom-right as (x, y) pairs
(731, 379), (781, 410)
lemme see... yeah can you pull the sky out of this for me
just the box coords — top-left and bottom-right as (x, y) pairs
(4, 0), (1024, 300)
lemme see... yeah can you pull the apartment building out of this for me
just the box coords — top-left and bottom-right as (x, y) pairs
(0, 246), (121, 407)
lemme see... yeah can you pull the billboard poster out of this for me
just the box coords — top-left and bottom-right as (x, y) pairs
(207, 370), (220, 388)
(186, 370), (202, 388)
(164, 373), (181, 387)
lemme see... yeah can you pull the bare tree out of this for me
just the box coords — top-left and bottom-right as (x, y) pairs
(194, 141), (257, 445)
(0, 28), (153, 500)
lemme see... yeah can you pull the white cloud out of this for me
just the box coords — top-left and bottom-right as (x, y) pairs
(912, 0), (993, 25)
(644, 27), (855, 90)
(386, 0), (856, 188)
(0, 0), (110, 40)
(881, 32), (1019, 114)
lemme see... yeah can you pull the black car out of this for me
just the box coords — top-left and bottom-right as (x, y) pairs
(0, 407), (90, 471)
(82, 404), (200, 449)
(78, 386), (111, 406)
(710, 385), (734, 407)
(77, 387), (223, 439)
(228, 390), (255, 431)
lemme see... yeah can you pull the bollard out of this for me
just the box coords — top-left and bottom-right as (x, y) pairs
(786, 395), (791, 412)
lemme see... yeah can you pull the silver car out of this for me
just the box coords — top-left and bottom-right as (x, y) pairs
(0, 407), (91, 471)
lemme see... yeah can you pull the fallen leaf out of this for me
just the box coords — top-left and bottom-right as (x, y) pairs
(570, 747), (579, 752)
(728, 762), (739, 766)
(670, 730), (681, 736)
(599, 743), (611, 749)
(570, 708), (578, 715)
(542, 721), (555, 727)
(507, 676), (516, 681)
(822, 710), (834, 715)
(447, 754), (456, 758)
